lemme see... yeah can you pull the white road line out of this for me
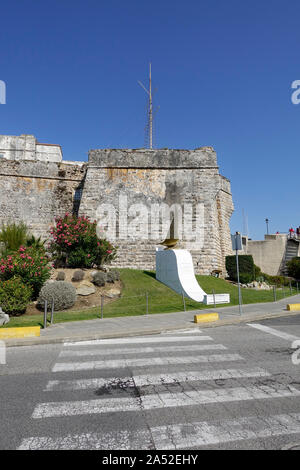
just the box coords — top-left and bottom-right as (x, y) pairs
(45, 367), (270, 392)
(247, 323), (300, 342)
(52, 354), (243, 372)
(59, 344), (227, 358)
(32, 384), (300, 419)
(151, 412), (300, 449)
(64, 336), (212, 347)
(18, 412), (300, 450)
(17, 429), (152, 450)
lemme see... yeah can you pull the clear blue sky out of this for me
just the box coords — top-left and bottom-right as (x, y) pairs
(1, 0), (299, 240)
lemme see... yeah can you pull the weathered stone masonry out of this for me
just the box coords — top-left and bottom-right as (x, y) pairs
(79, 148), (234, 274)
(0, 141), (234, 275)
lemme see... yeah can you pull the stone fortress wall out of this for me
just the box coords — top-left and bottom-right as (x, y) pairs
(0, 135), (234, 275)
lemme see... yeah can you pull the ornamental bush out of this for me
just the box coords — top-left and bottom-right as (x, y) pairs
(0, 246), (51, 299)
(0, 276), (32, 316)
(225, 255), (255, 282)
(37, 281), (77, 311)
(49, 214), (117, 268)
(287, 257), (300, 280)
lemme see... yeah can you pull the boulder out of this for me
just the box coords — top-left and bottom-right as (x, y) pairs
(76, 280), (96, 296)
(105, 288), (121, 298)
(0, 307), (9, 326)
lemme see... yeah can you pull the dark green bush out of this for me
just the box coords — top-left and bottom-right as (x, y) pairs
(0, 276), (32, 315)
(239, 272), (253, 284)
(226, 255), (255, 282)
(287, 257), (300, 280)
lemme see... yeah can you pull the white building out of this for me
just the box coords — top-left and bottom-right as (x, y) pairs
(0, 134), (62, 163)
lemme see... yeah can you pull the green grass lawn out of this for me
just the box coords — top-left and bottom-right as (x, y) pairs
(2, 268), (298, 328)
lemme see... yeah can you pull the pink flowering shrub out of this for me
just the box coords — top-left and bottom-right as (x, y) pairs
(49, 214), (117, 268)
(0, 246), (51, 299)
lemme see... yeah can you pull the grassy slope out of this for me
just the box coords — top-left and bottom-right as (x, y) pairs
(2, 268), (297, 328)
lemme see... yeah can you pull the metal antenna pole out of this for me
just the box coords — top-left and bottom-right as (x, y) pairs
(149, 63), (153, 149)
(138, 63), (155, 149)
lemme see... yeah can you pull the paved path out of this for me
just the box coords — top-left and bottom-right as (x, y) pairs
(4, 294), (300, 347)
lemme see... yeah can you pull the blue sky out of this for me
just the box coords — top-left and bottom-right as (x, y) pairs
(0, 0), (299, 240)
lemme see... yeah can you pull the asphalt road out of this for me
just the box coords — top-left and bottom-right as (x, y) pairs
(1, 315), (300, 450)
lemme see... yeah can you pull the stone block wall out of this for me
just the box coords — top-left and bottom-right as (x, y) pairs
(0, 159), (86, 238)
(79, 148), (234, 274)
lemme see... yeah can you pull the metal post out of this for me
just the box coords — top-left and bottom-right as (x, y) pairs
(297, 282), (299, 294)
(146, 292), (149, 315)
(289, 280), (292, 295)
(100, 295), (104, 319)
(43, 300), (48, 329)
(182, 291), (186, 312)
(236, 248), (243, 315)
(273, 286), (277, 302)
(212, 289), (216, 308)
(50, 298), (54, 325)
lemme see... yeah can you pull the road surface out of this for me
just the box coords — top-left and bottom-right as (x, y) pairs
(0, 315), (300, 450)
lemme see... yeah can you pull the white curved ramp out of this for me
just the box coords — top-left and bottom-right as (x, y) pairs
(156, 249), (206, 302)
(156, 248), (230, 304)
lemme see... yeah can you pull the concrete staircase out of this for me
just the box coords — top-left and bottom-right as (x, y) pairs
(282, 238), (300, 274)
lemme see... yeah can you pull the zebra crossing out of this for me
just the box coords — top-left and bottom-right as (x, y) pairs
(17, 328), (300, 450)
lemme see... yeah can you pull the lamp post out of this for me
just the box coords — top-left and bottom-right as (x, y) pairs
(265, 218), (269, 235)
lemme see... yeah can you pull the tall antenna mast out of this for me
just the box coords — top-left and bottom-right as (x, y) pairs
(138, 62), (154, 149)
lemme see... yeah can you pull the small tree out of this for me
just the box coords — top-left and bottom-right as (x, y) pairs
(49, 214), (117, 268)
(287, 257), (300, 280)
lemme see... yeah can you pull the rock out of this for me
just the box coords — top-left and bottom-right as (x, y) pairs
(0, 307), (9, 326)
(56, 271), (66, 281)
(105, 288), (121, 298)
(76, 280), (96, 296)
(92, 271), (107, 286)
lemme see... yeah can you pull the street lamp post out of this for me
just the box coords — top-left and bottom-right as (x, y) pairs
(265, 218), (269, 235)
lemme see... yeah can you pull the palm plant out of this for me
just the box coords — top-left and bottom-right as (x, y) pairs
(0, 222), (29, 254)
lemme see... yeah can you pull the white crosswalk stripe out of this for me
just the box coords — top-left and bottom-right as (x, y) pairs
(32, 384), (300, 419)
(45, 367), (270, 392)
(52, 354), (243, 372)
(17, 412), (300, 450)
(17, 331), (300, 450)
(58, 343), (227, 358)
(64, 335), (213, 346)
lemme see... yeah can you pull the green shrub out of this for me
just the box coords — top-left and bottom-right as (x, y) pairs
(49, 214), (118, 268)
(0, 276), (32, 316)
(0, 246), (51, 298)
(260, 273), (291, 286)
(71, 270), (85, 282)
(226, 255), (255, 282)
(56, 271), (66, 281)
(92, 271), (106, 286)
(287, 257), (300, 280)
(37, 281), (77, 311)
(239, 272), (253, 284)
(0, 222), (29, 254)
(26, 235), (46, 252)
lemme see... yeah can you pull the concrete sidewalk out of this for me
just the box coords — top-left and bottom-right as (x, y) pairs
(3, 294), (300, 347)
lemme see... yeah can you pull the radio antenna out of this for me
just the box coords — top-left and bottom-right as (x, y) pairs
(138, 63), (154, 149)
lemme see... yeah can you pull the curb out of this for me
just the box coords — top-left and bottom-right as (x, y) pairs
(2, 309), (300, 348)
